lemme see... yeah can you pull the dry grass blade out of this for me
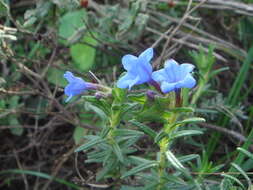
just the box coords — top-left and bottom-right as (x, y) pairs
(158, 0), (253, 16)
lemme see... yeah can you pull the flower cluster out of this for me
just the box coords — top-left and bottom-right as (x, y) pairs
(117, 48), (196, 93)
(63, 48), (196, 102)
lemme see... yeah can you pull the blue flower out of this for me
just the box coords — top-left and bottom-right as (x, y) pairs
(152, 59), (196, 93)
(63, 71), (88, 102)
(117, 48), (153, 89)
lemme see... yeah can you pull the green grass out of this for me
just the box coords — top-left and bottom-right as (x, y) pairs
(0, 169), (81, 190)
(206, 46), (253, 158)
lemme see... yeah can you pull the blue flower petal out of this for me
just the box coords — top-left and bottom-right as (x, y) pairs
(64, 71), (76, 83)
(117, 73), (139, 89)
(128, 76), (140, 90)
(139, 48), (153, 75)
(139, 48), (153, 62)
(117, 48), (153, 89)
(152, 69), (167, 82)
(161, 82), (176, 93)
(64, 82), (87, 96)
(180, 63), (194, 73)
(64, 71), (86, 85)
(63, 71), (88, 102)
(164, 59), (179, 68)
(164, 59), (180, 82)
(135, 65), (151, 84)
(117, 74), (131, 89)
(178, 64), (195, 80)
(64, 84), (72, 96)
(175, 74), (196, 89)
(122, 55), (138, 71)
(152, 59), (196, 93)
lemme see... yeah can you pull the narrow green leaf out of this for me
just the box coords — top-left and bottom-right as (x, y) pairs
(96, 156), (117, 181)
(86, 149), (111, 163)
(237, 147), (253, 161)
(112, 88), (126, 102)
(210, 67), (229, 78)
(129, 156), (154, 165)
(129, 120), (156, 138)
(113, 129), (144, 137)
(172, 117), (205, 128)
(121, 161), (158, 179)
(112, 142), (124, 163)
(127, 93), (146, 104)
(0, 169), (80, 189)
(228, 46), (253, 106)
(231, 163), (252, 187)
(84, 96), (111, 116)
(100, 127), (111, 138)
(121, 103), (139, 117)
(85, 103), (107, 121)
(75, 137), (105, 152)
(178, 154), (199, 163)
(169, 107), (194, 113)
(221, 174), (245, 189)
(154, 131), (167, 144)
(166, 150), (185, 170)
(171, 130), (203, 139)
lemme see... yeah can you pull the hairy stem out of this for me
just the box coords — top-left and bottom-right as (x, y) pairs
(157, 113), (178, 190)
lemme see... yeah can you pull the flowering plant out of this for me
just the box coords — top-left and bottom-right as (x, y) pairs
(63, 48), (205, 190)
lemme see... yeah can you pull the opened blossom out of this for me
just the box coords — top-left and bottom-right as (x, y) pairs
(117, 48), (153, 89)
(64, 71), (95, 102)
(152, 59), (196, 93)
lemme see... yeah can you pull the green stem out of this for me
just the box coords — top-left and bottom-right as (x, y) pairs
(157, 137), (168, 190)
(157, 113), (178, 190)
(191, 76), (208, 105)
(107, 112), (120, 141)
(87, 82), (112, 93)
